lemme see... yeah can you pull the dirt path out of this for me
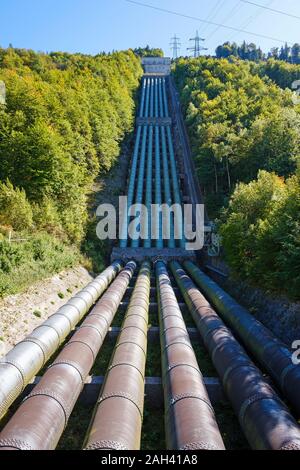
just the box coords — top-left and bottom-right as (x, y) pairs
(0, 266), (93, 357)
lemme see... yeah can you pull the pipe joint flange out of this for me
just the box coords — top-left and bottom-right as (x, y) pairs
(163, 326), (187, 335)
(0, 438), (34, 450)
(79, 324), (104, 339)
(0, 359), (27, 389)
(164, 340), (193, 352)
(52, 313), (73, 330)
(115, 341), (146, 357)
(48, 360), (85, 384)
(42, 323), (62, 343)
(89, 313), (110, 328)
(180, 441), (221, 451)
(222, 362), (254, 386)
(97, 392), (143, 419)
(125, 313), (148, 325)
(120, 325), (147, 338)
(239, 392), (283, 425)
(21, 336), (48, 364)
(24, 388), (72, 426)
(85, 440), (129, 451)
(65, 340), (96, 361)
(72, 295), (89, 309)
(166, 363), (201, 376)
(169, 393), (214, 412)
(108, 362), (145, 380)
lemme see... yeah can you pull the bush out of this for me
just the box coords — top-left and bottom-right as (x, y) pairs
(220, 171), (300, 299)
(0, 179), (33, 230)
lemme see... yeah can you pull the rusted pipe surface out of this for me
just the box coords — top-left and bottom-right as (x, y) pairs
(156, 261), (225, 450)
(171, 261), (300, 450)
(0, 262), (136, 450)
(84, 261), (151, 451)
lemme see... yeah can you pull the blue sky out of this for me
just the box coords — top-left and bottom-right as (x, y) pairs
(1, 0), (299, 56)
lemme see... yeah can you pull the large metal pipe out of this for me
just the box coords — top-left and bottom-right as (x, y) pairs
(119, 125), (142, 247)
(144, 125), (153, 248)
(139, 77), (147, 118)
(156, 261), (225, 450)
(84, 261), (150, 451)
(155, 125), (163, 248)
(0, 262), (136, 450)
(0, 261), (122, 421)
(184, 261), (300, 417)
(158, 78), (164, 118)
(171, 262), (300, 450)
(161, 126), (175, 248)
(131, 125), (148, 248)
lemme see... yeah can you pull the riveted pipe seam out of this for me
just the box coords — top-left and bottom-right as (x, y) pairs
(183, 261), (300, 416)
(0, 261), (122, 420)
(83, 262), (150, 451)
(0, 262), (136, 450)
(156, 261), (225, 450)
(171, 261), (300, 450)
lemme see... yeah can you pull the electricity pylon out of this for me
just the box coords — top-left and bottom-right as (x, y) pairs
(170, 34), (181, 59)
(187, 31), (208, 57)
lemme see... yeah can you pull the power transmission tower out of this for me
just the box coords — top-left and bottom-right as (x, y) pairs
(170, 34), (181, 59)
(187, 31), (208, 57)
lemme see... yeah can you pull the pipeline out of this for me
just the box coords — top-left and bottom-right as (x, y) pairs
(84, 261), (150, 451)
(144, 125), (153, 248)
(183, 261), (300, 417)
(156, 261), (225, 450)
(161, 126), (175, 248)
(0, 261), (136, 450)
(0, 261), (122, 421)
(171, 261), (300, 450)
(131, 124), (148, 248)
(155, 125), (163, 248)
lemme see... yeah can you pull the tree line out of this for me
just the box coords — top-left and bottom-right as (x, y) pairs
(173, 56), (300, 299)
(216, 41), (300, 64)
(0, 47), (142, 295)
(0, 47), (142, 242)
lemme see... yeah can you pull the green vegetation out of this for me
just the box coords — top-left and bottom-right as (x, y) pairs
(220, 170), (300, 299)
(0, 233), (81, 296)
(216, 41), (300, 64)
(0, 47), (142, 296)
(133, 46), (164, 57)
(174, 56), (300, 299)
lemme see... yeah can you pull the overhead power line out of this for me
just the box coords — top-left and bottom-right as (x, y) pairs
(240, 1), (300, 21)
(125, 0), (291, 44)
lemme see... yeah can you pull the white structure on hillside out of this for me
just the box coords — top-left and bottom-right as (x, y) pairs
(141, 57), (171, 75)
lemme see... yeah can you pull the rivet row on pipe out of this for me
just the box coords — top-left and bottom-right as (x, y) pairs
(84, 261), (150, 450)
(0, 260), (123, 421)
(183, 261), (300, 417)
(0, 261), (136, 450)
(171, 262), (300, 450)
(156, 261), (225, 450)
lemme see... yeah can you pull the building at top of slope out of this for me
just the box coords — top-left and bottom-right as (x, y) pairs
(141, 57), (171, 75)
